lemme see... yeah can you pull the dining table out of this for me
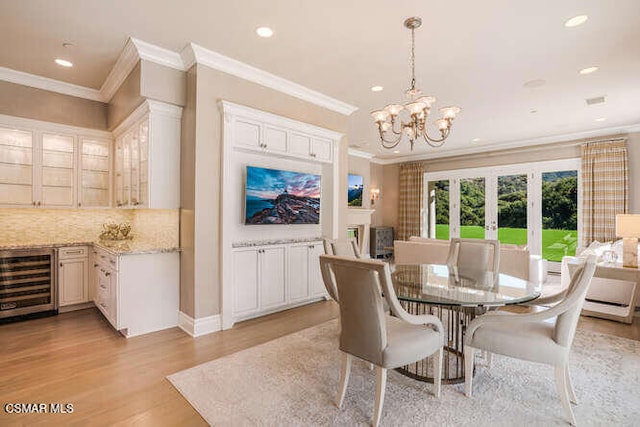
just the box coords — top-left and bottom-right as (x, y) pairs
(391, 263), (542, 384)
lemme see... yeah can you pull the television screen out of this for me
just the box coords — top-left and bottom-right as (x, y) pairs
(348, 174), (363, 207)
(245, 166), (321, 225)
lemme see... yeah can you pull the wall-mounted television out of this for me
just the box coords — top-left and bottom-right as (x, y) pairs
(245, 166), (321, 225)
(348, 174), (364, 207)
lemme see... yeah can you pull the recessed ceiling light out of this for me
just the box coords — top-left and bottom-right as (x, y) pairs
(564, 15), (588, 28)
(256, 26), (274, 38)
(523, 79), (546, 88)
(54, 58), (73, 67)
(393, 150), (400, 154)
(530, 109), (538, 114)
(579, 66), (599, 75)
(371, 85), (384, 92)
(472, 138), (481, 142)
(595, 117), (607, 122)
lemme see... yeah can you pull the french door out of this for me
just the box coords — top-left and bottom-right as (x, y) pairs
(425, 159), (580, 267)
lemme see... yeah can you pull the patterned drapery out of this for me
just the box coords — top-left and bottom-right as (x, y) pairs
(398, 162), (425, 241)
(581, 140), (628, 247)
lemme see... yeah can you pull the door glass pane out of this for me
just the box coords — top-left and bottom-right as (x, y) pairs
(0, 128), (33, 205)
(427, 180), (449, 240)
(42, 134), (74, 207)
(138, 120), (149, 206)
(542, 171), (578, 261)
(81, 139), (110, 207)
(115, 138), (124, 206)
(497, 174), (527, 247)
(460, 178), (485, 239)
(130, 129), (139, 205)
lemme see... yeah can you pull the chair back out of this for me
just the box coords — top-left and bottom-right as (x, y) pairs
(448, 238), (500, 275)
(319, 255), (389, 365)
(554, 256), (596, 347)
(499, 247), (530, 281)
(394, 240), (449, 265)
(323, 238), (361, 258)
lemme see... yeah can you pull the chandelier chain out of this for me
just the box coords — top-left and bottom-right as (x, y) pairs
(410, 26), (416, 92)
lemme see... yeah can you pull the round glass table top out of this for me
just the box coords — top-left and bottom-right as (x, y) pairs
(392, 264), (541, 307)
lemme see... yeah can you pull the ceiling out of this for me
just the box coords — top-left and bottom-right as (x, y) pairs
(2, 0), (640, 160)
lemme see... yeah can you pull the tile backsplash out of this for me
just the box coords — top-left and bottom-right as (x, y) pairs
(0, 208), (179, 247)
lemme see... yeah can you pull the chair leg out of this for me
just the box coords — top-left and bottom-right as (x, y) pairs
(337, 352), (351, 408)
(555, 365), (577, 426)
(564, 365), (578, 405)
(373, 366), (387, 427)
(464, 346), (474, 397)
(433, 347), (443, 398)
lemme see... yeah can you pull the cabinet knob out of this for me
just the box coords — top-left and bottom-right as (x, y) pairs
(94, 263), (99, 267)
(37, 201), (41, 206)
(59, 262), (63, 267)
(78, 202), (82, 207)
(32, 201), (36, 206)
(105, 272), (111, 277)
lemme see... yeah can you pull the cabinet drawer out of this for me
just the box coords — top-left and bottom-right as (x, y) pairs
(58, 246), (88, 259)
(94, 248), (118, 270)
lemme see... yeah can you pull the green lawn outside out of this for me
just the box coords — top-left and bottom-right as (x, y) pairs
(434, 224), (577, 262)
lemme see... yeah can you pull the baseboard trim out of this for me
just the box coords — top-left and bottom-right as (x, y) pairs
(178, 312), (221, 337)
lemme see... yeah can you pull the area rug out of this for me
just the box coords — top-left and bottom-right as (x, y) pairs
(167, 320), (640, 426)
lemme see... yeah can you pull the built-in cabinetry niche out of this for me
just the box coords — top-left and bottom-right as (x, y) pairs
(112, 100), (182, 209)
(0, 118), (112, 208)
(220, 101), (343, 329)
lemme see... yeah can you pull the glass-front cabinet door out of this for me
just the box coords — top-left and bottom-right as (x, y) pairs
(40, 133), (75, 207)
(79, 138), (111, 207)
(0, 127), (34, 206)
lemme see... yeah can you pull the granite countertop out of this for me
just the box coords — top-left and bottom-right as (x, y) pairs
(232, 237), (323, 248)
(0, 240), (180, 255)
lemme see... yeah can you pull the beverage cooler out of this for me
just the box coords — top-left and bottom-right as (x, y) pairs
(0, 249), (57, 319)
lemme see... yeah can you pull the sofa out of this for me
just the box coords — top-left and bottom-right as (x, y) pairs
(392, 236), (546, 285)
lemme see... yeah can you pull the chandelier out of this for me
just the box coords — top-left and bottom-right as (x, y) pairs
(371, 17), (461, 151)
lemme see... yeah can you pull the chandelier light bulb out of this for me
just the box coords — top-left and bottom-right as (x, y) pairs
(439, 106), (461, 120)
(370, 110), (389, 122)
(405, 102), (427, 114)
(384, 104), (404, 116)
(436, 118), (449, 131)
(381, 122), (392, 131)
(416, 96), (437, 108)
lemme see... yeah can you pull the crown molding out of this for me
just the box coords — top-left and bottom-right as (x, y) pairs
(0, 66), (103, 102)
(112, 99), (183, 137)
(370, 122), (640, 165)
(99, 38), (139, 102)
(185, 43), (358, 116)
(348, 148), (375, 159)
(1, 38), (358, 117)
(131, 38), (184, 71)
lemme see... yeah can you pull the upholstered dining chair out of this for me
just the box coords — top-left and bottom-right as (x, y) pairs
(464, 256), (597, 426)
(323, 238), (361, 258)
(394, 239), (450, 265)
(319, 255), (444, 427)
(447, 238), (500, 283)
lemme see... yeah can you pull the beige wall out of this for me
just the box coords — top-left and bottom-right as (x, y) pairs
(370, 162), (384, 225)
(107, 62), (143, 130)
(140, 60), (186, 107)
(181, 64), (350, 319)
(381, 163), (400, 232)
(0, 81), (107, 129)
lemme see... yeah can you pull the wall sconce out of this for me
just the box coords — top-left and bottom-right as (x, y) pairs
(370, 188), (380, 205)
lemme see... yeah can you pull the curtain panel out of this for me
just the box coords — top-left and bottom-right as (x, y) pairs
(398, 162), (425, 241)
(581, 140), (628, 247)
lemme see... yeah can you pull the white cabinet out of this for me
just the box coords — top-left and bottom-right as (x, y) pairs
(260, 246), (287, 309)
(232, 245), (287, 319)
(0, 119), (112, 208)
(113, 100), (181, 209)
(58, 246), (89, 307)
(224, 102), (339, 164)
(288, 241), (326, 302)
(93, 245), (179, 337)
(232, 241), (324, 322)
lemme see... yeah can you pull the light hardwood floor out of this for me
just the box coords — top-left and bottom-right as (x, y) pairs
(0, 301), (637, 426)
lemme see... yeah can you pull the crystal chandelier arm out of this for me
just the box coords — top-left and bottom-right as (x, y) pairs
(377, 124), (403, 149)
(420, 127), (450, 147)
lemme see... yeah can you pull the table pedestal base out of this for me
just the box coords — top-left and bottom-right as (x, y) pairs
(397, 301), (483, 384)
